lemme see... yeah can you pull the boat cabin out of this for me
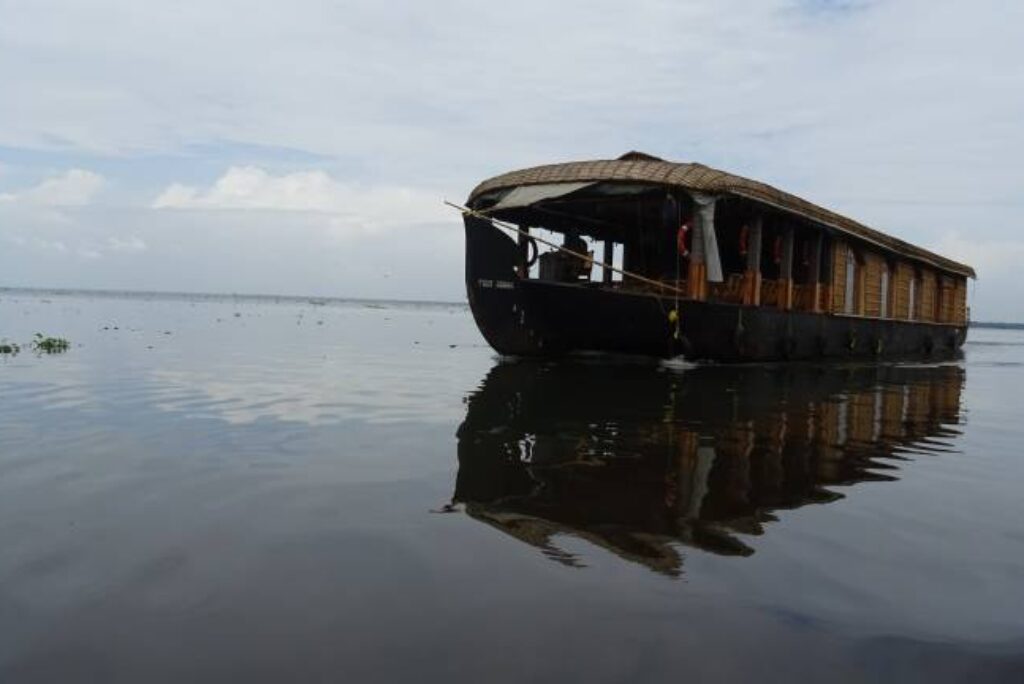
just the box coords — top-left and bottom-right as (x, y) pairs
(462, 152), (975, 360)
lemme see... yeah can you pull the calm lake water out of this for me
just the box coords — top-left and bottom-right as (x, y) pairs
(1, 289), (1022, 683)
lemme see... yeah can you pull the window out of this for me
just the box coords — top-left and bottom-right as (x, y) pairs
(880, 268), (890, 318)
(844, 248), (856, 314)
(908, 277), (917, 321)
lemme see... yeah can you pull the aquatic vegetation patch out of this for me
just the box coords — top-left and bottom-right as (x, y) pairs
(31, 333), (71, 354)
(0, 334), (68, 356)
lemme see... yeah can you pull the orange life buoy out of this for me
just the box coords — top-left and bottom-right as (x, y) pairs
(739, 225), (749, 256)
(676, 220), (691, 257)
(773, 236), (783, 264)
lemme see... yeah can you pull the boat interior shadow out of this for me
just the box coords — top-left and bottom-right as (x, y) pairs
(452, 360), (965, 577)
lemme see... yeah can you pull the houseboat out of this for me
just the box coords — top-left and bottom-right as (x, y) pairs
(458, 152), (975, 361)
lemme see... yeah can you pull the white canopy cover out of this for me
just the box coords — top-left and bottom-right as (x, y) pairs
(488, 182), (595, 212)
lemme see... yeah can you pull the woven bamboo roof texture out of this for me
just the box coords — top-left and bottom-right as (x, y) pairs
(468, 153), (975, 278)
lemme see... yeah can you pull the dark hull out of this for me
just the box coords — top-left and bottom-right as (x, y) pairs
(465, 218), (967, 362)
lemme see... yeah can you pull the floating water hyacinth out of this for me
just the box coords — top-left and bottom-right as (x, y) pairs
(0, 340), (20, 355)
(30, 333), (70, 354)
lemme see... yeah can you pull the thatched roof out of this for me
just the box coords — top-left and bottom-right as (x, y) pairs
(468, 153), (975, 278)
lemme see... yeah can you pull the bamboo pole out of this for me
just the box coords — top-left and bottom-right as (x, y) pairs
(444, 200), (687, 298)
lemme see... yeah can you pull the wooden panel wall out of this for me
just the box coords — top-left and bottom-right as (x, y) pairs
(831, 241), (848, 313)
(936, 274), (946, 322)
(937, 276), (949, 323)
(930, 275), (970, 325)
(918, 270), (936, 322)
(862, 253), (883, 318)
(793, 284), (817, 311)
(954, 277), (968, 324)
(892, 263), (913, 319)
(815, 239), (966, 324)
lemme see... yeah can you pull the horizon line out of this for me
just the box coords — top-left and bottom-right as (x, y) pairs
(0, 285), (467, 308)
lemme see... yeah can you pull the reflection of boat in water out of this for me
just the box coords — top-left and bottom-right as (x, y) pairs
(453, 361), (964, 576)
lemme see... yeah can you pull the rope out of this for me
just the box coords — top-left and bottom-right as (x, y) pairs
(444, 200), (688, 298)
(673, 195), (681, 336)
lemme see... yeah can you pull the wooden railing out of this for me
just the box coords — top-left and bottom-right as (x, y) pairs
(708, 274), (745, 304)
(793, 284), (817, 312)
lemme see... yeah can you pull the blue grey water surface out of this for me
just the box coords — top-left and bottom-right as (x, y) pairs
(1, 289), (1022, 683)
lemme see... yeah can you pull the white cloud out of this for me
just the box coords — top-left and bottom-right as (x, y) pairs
(0, 1), (1022, 316)
(0, 171), (144, 262)
(2, 1), (1020, 190)
(152, 167), (342, 211)
(0, 206), (467, 300)
(152, 166), (449, 236)
(0, 169), (105, 206)
(0, 230), (147, 261)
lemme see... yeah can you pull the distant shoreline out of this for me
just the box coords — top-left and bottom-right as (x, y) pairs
(971, 321), (1024, 330)
(2, 286), (1019, 327)
(0, 286), (467, 309)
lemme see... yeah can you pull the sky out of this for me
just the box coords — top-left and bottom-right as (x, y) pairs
(1, 0), (1022, 319)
